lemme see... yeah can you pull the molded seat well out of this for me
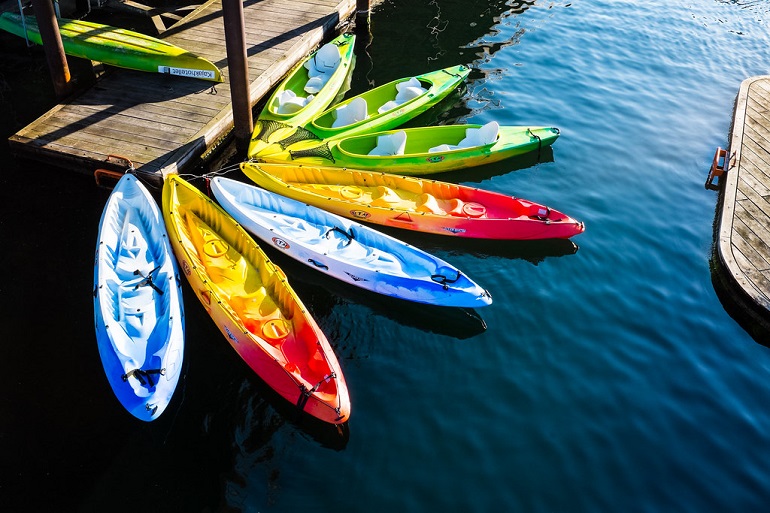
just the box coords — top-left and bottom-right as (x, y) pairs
(332, 97), (368, 128)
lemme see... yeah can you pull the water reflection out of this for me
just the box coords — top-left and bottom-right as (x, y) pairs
(710, 252), (770, 347)
(261, 246), (489, 340)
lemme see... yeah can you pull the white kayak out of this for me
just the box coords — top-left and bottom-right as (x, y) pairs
(210, 176), (492, 308)
(93, 173), (185, 421)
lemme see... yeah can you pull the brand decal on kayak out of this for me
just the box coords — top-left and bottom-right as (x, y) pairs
(224, 325), (239, 344)
(427, 155), (445, 163)
(350, 210), (370, 219)
(443, 226), (466, 234)
(272, 237), (290, 250)
(158, 66), (216, 80)
(182, 260), (192, 276)
(344, 271), (368, 282)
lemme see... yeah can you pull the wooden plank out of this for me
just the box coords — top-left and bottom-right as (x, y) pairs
(717, 75), (770, 320)
(8, 0), (357, 176)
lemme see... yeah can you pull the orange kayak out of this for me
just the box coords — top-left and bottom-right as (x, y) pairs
(241, 162), (585, 240)
(162, 174), (350, 424)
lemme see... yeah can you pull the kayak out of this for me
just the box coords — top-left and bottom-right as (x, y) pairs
(247, 33), (356, 157)
(0, 12), (222, 81)
(241, 162), (586, 240)
(251, 65), (471, 158)
(210, 176), (492, 308)
(255, 122), (561, 175)
(162, 174), (350, 424)
(93, 173), (185, 421)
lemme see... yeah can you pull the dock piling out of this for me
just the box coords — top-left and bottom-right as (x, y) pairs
(222, 0), (253, 155)
(31, 0), (73, 98)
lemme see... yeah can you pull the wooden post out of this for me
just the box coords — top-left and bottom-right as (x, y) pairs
(221, 0), (253, 155)
(31, 0), (72, 98)
(356, 0), (371, 24)
(354, 0), (372, 79)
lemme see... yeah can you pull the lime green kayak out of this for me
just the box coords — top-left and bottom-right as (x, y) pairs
(248, 33), (356, 157)
(251, 65), (470, 158)
(255, 122), (560, 175)
(0, 12), (222, 82)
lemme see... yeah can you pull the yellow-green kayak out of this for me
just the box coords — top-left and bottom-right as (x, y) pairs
(251, 65), (470, 158)
(255, 122), (560, 175)
(0, 12), (222, 82)
(248, 33), (356, 157)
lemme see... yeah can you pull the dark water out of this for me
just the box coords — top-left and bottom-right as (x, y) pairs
(3, 0), (770, 511)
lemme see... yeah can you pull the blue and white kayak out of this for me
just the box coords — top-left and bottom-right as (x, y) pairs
(93, 173), (185, 421)
(210, 176), (492, 308)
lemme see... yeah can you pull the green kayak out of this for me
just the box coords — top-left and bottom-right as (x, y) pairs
(255, 122), (560, 176)
(247, 32), (356, 157)
(0, 12), (222, 82)
(251, 64), (470, 158)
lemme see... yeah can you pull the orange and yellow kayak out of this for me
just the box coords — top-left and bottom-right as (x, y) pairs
(241, 162), (585, 240)
(162, 174), (350, 424)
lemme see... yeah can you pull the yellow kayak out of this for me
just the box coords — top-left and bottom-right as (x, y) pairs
(162, 174), (350, 424)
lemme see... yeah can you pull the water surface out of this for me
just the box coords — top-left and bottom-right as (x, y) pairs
(2, 0), (770, 511)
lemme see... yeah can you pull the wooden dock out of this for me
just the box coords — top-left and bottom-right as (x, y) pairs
(713, 75), (770, 331)
(7, 0), (356, 177)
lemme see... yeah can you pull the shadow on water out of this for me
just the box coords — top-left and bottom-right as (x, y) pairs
(710, 251), (770, 348)
(707, 185), (770, 348)
(255, 242), (489, 341)
(370, 223), (579, 264)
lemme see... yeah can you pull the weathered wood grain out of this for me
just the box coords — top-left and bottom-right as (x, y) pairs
(717, 76), (770, 316)
(8, 0), (356, 176)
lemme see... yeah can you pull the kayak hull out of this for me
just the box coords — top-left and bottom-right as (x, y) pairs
(248, 33), (356, 157)
(93, 173), (185, 421)
(241, 162), (585, 240)
(256, 125), (560, 175)
(253, 65), (470, 158)
(162, 175), (350, 424)
(210, 176), (492, 307)
(0, 12), (222, 81)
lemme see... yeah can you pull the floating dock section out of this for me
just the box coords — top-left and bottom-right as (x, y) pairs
(7, 0), (356, 176)
(712, 75), (770, 332)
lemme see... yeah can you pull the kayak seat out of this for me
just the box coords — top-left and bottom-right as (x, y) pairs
(368, 131), (407, 156)
(370, 186), (401, 207)
(119, 286), (154, 319)
(231, 289), (279, 325)
(428, 121), (500, 153)
(332, 97), (368, 128)
(118, 286), (156, 339)
(428, 143), (456, 153)
(280, 218), (324, 245)
(377, 77), (427, 114)
(304, 42), (341, 94)
(416, 193), (446, 215)
(206, 254), (248, 285)
(458, 121), (500, 148)
(275, 90), (314, 114)
(448, 199), (487, 218)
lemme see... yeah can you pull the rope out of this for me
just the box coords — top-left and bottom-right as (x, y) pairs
(295, 372), (337, 412)
(527, 128), (542, 160)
